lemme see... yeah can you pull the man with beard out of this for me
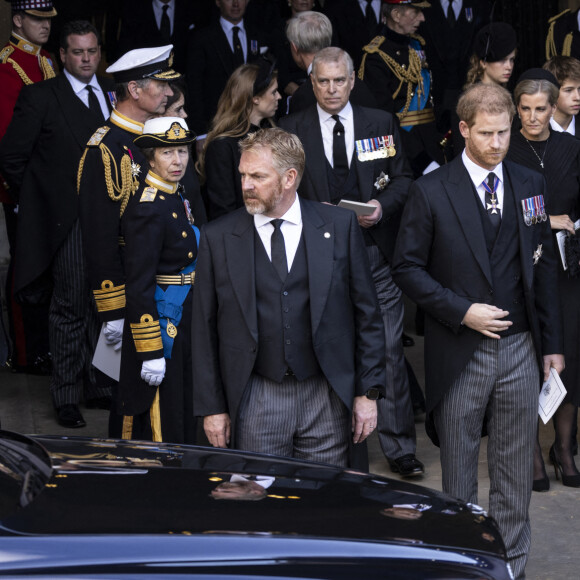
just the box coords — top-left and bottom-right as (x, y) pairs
(192, 128), (386, 469)
(392, 82), (564, 579)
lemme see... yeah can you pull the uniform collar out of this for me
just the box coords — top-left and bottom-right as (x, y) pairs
(145, 170), (178, 193)
(10, 32), (42, 55)
(110, 109), (144, 135)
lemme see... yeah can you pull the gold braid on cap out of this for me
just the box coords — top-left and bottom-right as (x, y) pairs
(100, 144), (139, 217)
(359, 35), (424, 122)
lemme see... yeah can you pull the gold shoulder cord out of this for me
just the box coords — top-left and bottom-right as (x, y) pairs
(546, 9), (572, 59)
(77, 149), (88, 194)
(5, 54), (55, 85)
(359, 36), (424, 121)
(100, 144), (139, 217)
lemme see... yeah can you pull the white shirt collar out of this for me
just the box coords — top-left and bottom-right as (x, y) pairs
(220, 16), (245, 34)
(316, 101), (353, 124)
(461, 149), (504, 189)
(550, 115), (576, 135)
(63, 68), (99, 96)
(254, 194), (301, 229)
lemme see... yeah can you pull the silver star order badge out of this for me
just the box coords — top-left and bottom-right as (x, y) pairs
(131, 162), (141, 179)
(487, 196), (500, 214)
(374, 172), (390, 191)
(533, 244), (543, 265)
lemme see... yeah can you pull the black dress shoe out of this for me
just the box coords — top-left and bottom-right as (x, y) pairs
(389, 454), (424, 478)
(402, 333), (415, 347)
(85, 397), (112, 410)
(57, 404), (86, 428)
(532, 475), (550, 492)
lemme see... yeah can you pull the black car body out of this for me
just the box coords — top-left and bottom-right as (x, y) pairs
(0, 430), (513, 579)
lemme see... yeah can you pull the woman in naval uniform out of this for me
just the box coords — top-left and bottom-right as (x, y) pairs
(118, 116), (198, 444)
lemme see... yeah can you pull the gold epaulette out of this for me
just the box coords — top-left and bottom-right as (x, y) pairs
(410, 33), (426, 47)
(140, 186), (157, 202)
(93, 280), (126, 313)
(362, 35), (386, 54)
(87, 126), (110, 147)
(548, 8), (571, 24)
(0, 45), (14, 63)
(130, 314), (163, 353)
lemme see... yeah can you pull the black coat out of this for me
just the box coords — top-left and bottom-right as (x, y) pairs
(392, 157), (563, 413)
(0, 73), (114, 295)
(546, 8), (580, 60)
(279, 104), (413, 261)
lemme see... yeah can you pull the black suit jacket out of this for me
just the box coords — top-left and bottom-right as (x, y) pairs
(324, 0), (381, 68)
(186, 20), (272, 135)
(117, 0), (207, 73)
(279, 105), (413, 261)
(0, 73), (114, 294)
(392, 157), (563, 413)
(192, 198), (386, 437)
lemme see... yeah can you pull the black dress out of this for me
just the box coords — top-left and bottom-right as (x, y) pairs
(506, 129), (580, 404)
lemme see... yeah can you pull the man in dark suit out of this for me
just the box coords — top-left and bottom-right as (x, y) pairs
(279, 47), (423, 478)
(546, 7), (580, 61)
(418, 0), (490, 132)
(186, 0), (276, 142)
(0, 20), (114, 428)
(116, 0), (210, 73)
(192, 128), (386, 469)
(285, 9), (377, 115)
(392, 83), (564, 579)
(323, 0), (381, 68)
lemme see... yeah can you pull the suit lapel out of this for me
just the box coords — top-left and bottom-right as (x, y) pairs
(212, 23), (235, 74)
(225, 212), (258, 340)
(444, 158), (492, 285)
(302, 107), (331, 202)
(52, 75), (103, 150)
(301, 201), (334, 336)
(353, 106), (376, 202)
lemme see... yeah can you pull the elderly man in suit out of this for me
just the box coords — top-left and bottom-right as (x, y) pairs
(279, 47), (423, 478)
(0, 20), (114, 428)
(392, 83), (564, 579)
(192, 128), (386, 469)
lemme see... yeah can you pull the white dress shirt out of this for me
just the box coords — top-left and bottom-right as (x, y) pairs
(551, 115), (576, 136)
(152, 0), (174, 36)
(357, 0), (381, 22)
(440, 0), (462, 20)
(462, 149), (504, 216)
(220, 17), (247, 62)
(254, 195), (303, 272)
(317, 102), (355, 168)
(63, 68), (110, 121)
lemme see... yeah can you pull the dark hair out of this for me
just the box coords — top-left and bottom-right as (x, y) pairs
(115, 78), (150, 103)
(60, 20), (101, 50)
(544, 56), (580, 85)
(164, 78), (187, 112)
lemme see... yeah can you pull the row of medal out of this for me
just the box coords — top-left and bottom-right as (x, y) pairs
(356, 135), (396, 161)
(521, 195), (547, 226)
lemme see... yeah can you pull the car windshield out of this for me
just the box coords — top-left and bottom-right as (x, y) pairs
(0, 431), (52, 517)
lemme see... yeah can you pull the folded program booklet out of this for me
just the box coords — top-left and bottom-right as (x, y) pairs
(338, 199), (376, 216)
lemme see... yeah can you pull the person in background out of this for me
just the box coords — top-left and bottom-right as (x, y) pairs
(0, 20), (114, 428)
(544, 55), (580, 136)
(0, 0), (57, 375)
(197, 58), (280, 221)
(119, 116), (198, 443)
(506, 68), (580, 491)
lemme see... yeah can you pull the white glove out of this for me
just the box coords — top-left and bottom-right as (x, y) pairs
(141, 358), (166, 387)
(104, 319), (124, 351)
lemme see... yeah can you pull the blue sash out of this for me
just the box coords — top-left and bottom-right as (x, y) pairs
(399, 39), (431, 133)
(154, 224), (200, 359)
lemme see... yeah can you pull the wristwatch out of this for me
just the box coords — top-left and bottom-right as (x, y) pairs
(364, 388), (383, 400)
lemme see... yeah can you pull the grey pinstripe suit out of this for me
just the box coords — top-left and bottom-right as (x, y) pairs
(392, 157), (563, 579)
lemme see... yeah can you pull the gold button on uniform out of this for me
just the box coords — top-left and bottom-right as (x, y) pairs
(172, 212), (178, 218)
(159, 195), (165, 200)
(188, 251), (193, 259)
(182, 231), (188, 238)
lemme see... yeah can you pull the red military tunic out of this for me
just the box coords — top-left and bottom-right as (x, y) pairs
(0, 33), (55, 202)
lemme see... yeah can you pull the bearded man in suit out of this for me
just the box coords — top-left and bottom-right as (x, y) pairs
(392, 82), (564, 579)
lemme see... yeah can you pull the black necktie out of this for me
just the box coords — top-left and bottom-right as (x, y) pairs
(332, 115), (349, 183)
(365, 0), (378, 38)
(160, 4), (171, 43)
(447, 1), (456, 28)
(86, 85), (104, 121)
(484, 172), (501, 234)
(270, 219), (288, 281)
(232, 26), (245, 66)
